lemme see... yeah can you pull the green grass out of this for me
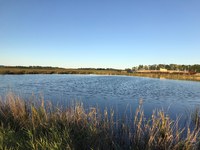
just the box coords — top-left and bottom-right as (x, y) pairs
(0, 94), (200, 150)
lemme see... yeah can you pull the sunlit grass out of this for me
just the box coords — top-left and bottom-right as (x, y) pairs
(133, 73), (200, 82)
(0, 94), (200, 149)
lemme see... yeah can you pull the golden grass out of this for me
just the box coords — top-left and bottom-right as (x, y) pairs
(0, 94), (200, 149)
(133, 73), (200, 82)
(0, 67), (124, 75)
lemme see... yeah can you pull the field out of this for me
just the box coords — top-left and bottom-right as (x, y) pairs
(0, 94), (200, 149)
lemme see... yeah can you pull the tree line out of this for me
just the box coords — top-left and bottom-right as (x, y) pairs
(132, 64), (200, 73)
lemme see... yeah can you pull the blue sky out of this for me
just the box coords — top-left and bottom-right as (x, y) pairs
(0, 0), (200, 69)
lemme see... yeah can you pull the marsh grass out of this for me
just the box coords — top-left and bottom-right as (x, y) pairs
(191, 107), (200, 129)
(0, 67), (124, 76)
(0, 94), (200, 150)
(133, 73), (200, 82)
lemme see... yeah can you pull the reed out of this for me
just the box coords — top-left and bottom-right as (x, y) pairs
(0, 94), (199, 150)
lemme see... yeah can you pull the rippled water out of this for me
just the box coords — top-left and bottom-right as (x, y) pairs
(0, 74), (200, 118)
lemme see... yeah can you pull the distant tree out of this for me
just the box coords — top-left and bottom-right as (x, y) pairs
(170, 64), (177, 70)
(165, 65), (171, 70)
(125, 68), (133, 73)
(144, 65), (149, 70)
(132, 66), (138, 72)
(132, 64), (200, 73)
(149, 65), (157, 70)
(138, 65), (144, 70)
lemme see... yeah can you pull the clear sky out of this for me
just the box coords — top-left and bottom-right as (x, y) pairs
(0, 0), (200, 69)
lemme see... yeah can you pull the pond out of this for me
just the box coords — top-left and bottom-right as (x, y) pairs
(0, 74), (200, 120)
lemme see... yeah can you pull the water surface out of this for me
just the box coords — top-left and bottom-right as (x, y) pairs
(0, 74), (200, 119)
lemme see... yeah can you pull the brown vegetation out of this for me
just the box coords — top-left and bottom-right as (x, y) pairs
(0, 94), (200, 149)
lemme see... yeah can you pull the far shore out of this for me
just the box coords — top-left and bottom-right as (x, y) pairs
(0, 66), (200, 82)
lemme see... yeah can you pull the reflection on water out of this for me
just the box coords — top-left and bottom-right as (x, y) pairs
(0, 74), (200, 119)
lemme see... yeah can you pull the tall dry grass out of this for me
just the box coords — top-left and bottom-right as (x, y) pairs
(0, 94), (199, 149)
(133, 73), (200, 82)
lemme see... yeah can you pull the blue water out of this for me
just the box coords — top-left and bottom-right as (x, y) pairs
(0, 74), (200, 119)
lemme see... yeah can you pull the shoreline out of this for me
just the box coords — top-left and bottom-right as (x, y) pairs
(1, 67), (200, 82)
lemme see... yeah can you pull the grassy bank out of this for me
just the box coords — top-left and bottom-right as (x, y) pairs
(133, 73), (200, 82)
(0, 94), (200, 149)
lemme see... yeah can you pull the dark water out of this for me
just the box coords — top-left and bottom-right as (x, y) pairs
(0, 74), (200, 119)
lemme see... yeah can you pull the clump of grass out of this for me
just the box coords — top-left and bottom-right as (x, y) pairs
(0, 94), (200, 150)
(191, 107), (200, 128)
